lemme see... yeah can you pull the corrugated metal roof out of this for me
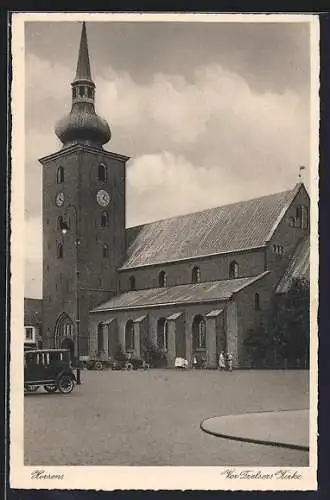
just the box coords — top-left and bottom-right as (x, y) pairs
(91, 273), (269, 313)
(276, 237), (310, 294)
(121, 186), (299, 270)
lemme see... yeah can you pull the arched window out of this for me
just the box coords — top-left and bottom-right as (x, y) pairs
(101, 212), (109, 227)
(97, 322), (104, 356)
(192, 266), (201, 284)
(254, 293), (260, 311)
(129, 276), (136, 291)
(56, 242), (63, 259)
(56, 166), (64, 184)
(102, 244), (109, 258)
(157, 317), (168, 351)
(125, 320), (135, 352)
(98, 163), (107, 182)
(192, 315), (206, 350)
(158, 270), (167, 288)
(229, 261), (239, 279)
(57, 216), (64, 230)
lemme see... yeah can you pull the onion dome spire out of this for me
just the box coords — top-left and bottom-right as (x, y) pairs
(55, 22), (111, 149)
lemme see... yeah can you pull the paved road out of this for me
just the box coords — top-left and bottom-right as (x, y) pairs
(24, 369), (309, 466)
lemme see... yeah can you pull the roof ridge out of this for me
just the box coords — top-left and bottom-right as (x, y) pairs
(127, 186), (296, 231)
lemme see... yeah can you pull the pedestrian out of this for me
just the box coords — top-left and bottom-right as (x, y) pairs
(218, 351), (226, 370)
(192, 355), (198, 369)
(226, 352), (233, 371)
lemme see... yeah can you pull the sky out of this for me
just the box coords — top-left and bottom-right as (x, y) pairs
(23, 18), (312, 299)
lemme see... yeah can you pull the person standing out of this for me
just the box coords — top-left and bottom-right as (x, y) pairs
(226, 352), (233, 371)
(218, 351), (226, 370)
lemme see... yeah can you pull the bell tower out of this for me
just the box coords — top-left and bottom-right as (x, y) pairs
(40, 22), (129, 357)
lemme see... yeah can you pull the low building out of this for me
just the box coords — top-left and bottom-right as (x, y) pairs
(24, 298), (43, 350)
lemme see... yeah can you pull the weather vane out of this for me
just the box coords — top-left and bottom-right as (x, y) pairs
(298, 165), (306, 181)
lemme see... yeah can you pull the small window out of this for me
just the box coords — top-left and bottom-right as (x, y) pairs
(192, 266), (201, 284)
(25, 327), (34, 340)
(87, 87), (93, 98)
(98, 163), (107, 182)
(254, 293), (260, 311)
(288, 216), (295, 227)
(57, 166), (64, 184)
(57, 242), (63, 259)
(79, 86), (84, 98)
(229, 261), (239, 279)
(103, 244), (109, 258)
(129, 276), (136, 291)
(101, 212), (109, 227)
(158, 270), (167, 288)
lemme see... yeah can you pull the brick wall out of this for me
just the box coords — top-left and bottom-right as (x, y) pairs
(41, 146), (127, 354)
(119, 247), (266, 292)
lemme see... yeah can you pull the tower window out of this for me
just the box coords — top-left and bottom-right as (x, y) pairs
(79, 86), (84, 98)
(87, 87), (93, 98)
(158, 270), (167, 288)
(57, 216), (64, 230)
(56, 242), (63, 259)
(229, 261), (239, 279)
(102, 244), (109, 258)
(192, 266), (201, 284)
(129, 276), (136, 291)
(98, 163), (107, 182)
(254, 293), (261, 310)
(57, 166), (64, 184)
(101, 212), (109, 227)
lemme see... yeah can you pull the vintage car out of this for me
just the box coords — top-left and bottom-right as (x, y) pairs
(24, 349), (77, 394)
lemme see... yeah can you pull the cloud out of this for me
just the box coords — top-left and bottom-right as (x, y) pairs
(24, 52), (311, 296)
(24, 216), (42, 298)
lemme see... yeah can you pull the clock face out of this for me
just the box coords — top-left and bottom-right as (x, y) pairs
(55, 192), (65, 207)
(96, 189), (110, 207)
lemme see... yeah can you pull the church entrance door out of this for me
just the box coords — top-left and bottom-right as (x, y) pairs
(61, 337), (75, 363)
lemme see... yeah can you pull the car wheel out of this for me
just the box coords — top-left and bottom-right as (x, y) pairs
(44, 385), (57, 393)
(57, 376), (74, 394)
(25, 385), (39, 392)
(94, 361), (103, 371)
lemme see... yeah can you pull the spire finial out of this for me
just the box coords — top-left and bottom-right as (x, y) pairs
(74, 21), (92, 81)
(298, 165), (306, 182)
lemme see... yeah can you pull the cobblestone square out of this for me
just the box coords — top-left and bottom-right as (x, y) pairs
(24, 369), (309, 466)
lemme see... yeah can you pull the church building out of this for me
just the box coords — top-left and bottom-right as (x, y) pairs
(40, 23), (310, 368)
